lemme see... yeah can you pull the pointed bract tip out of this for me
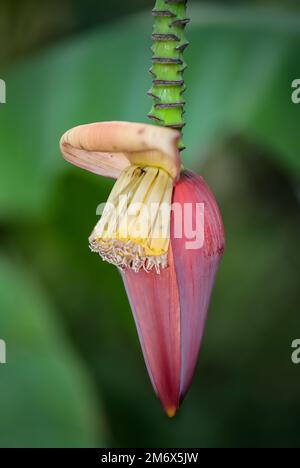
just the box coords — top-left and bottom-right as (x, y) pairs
(165, 406), (177, 418)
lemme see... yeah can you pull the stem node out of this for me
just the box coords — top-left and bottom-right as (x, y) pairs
(148, 0), (189, 151)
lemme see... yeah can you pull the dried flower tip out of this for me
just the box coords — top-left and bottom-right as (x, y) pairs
(89, 165), (174, 273)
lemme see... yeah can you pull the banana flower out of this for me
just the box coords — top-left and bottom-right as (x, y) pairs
(60, 121), (225, 417)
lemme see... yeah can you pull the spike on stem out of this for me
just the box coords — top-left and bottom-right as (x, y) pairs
(148, 0), (189, 151)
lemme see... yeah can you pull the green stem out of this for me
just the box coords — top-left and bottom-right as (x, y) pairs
(148, 0), (189, 151)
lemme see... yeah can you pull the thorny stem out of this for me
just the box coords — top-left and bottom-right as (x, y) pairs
(148, 0), (189, 151)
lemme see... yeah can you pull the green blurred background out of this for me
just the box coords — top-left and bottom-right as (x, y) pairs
(0, 0), (300, 448)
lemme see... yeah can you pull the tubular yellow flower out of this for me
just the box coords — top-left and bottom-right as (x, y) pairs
(89, 164), (174, 272)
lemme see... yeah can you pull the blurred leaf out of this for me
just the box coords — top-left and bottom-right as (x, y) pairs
(0, 256), (103, 448)
(186, 5), (300, 176)
(0, 4), (300, 219)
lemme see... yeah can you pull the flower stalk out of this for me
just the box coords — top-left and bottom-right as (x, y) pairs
(148, 0), (189, 151)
